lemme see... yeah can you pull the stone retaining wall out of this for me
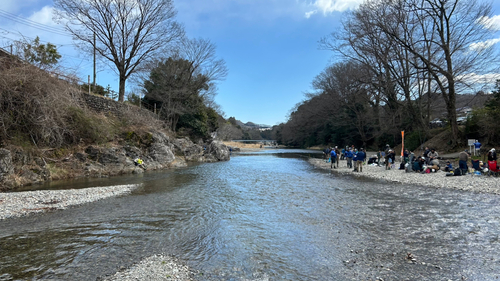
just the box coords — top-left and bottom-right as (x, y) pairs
(79, 93), (157, 119)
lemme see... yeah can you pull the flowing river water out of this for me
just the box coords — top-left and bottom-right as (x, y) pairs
(1, 149), (500, 280)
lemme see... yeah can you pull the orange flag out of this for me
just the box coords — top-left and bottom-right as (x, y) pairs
(401, 131), (405, 157)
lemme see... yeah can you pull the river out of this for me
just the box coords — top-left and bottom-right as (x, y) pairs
(1, 149), (500, 280)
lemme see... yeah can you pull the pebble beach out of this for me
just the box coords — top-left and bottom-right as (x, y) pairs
(0, 184), (139, 220)
(103, 255), (194, 281)
(0, 184), (194, 280)
(309, 158), (500, 194)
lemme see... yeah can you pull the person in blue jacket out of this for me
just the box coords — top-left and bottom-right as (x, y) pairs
(345, 148), (353, 169)
(352, 149), (358, 171)
(474, 140), (481, 156)
(330, 148), (337, 169)
(356, 148), (366, 172)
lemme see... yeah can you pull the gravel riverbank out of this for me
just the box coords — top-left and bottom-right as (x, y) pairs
(103, 255), (193, 281)
(0, 184), (195, 280)
(310, 158), (500, 194)
(0, 184), (139, 220)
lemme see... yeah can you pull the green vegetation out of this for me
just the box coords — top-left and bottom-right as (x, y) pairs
(16, 36), (61, 69)
(466, 81), (500, 144)
(142, 57), (217, 140)
(66, 107), (116, 144)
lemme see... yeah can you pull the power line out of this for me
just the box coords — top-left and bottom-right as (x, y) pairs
(0, 9), (71, 37)
(0, 33), (93, 66)
(0, 27), (71, 46)
(0, 8), (69, 33)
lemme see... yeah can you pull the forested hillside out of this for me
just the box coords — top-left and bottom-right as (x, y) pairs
(271, 0), (500, 151)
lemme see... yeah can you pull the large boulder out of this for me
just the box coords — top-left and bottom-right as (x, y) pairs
(172, 138), (204, 162)
(204, 141), (230, 162)
(84, 146), (138, 175)
(144, 131), (175, 168)
(148, 142), (175, 166)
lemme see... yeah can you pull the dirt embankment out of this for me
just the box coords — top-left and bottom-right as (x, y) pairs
(223, 141), (265, 150)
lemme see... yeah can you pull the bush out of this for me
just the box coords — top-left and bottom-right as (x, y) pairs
(66, 107), (116, 144)
(0, 63), (173, 150)
(0, 65), (77, 147)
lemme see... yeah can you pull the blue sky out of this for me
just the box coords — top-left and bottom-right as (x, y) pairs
(1, 0), (500, 126)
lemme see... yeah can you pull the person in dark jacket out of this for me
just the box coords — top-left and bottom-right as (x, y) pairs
(345, 148), (353, 169)
(330, 148), (337, 169)
(335, 146), (340, 168)
(413, 156), (424, 172)
(352, 149), (358, 171)
(356, 148), (366, 172)
(458, 149), (469, 174)
(386, 149), (396, 170)
(403, 149), (409, 164)
(488, 148), (497, 161)
(423, 146), (431, 164)
(323, 147), (330, 160)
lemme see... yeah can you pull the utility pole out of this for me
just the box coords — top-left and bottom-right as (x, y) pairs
(93, 33), (96, 89)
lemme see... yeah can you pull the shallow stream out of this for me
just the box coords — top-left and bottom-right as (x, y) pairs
(1, 149), (500, 280)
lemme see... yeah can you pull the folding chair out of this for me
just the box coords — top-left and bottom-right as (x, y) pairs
(488, 161), (499, 177)
(472, 160), (479, 170)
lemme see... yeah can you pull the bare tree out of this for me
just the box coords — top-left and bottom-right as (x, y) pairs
(364, 0), (498, 145)
(176, 38), (228, 111)
(54, 0), (184, 102)
(179, 38), (228, 83)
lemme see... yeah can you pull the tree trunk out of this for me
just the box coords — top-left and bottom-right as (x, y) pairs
(446, 82), (459, 146)
(118, 74), (126, 102)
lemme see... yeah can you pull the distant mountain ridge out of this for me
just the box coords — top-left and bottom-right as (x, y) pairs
(234, 120), (272, 130)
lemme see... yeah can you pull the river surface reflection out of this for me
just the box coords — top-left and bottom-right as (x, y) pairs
(1, 149), (500, 280)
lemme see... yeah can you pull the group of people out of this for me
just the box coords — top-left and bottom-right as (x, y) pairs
(407, 147), (441, 173)
(324, 146), (366, 172)
(323, 143), (499, 176)
(456, 147), (499, 175)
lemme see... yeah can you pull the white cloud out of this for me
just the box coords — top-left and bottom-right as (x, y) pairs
(477, 15), (500, 31)
(28, 6), (57, 26)
(304, 0), (363, 18)
(305, 10), (317, 19)
(456, 73), (500, 86)
(469, 38), (500, 52)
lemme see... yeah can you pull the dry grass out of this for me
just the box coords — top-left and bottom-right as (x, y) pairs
(0, 63), (171, 149)
(223, 141), (264, 149)
(0, 64), (79, 147)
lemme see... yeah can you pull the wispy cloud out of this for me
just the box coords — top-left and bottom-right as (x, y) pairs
(470, 38), (500, 52)
(477, 15), (500, 31)
(456, 72), (500, 87)
(305, 0), (363, 18)
(28, 6), (56, 26)
(305, 10), (317, 19)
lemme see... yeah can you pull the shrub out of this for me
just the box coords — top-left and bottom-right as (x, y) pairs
(66, 107), (116, 144)
(0, 64), (77, 147)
